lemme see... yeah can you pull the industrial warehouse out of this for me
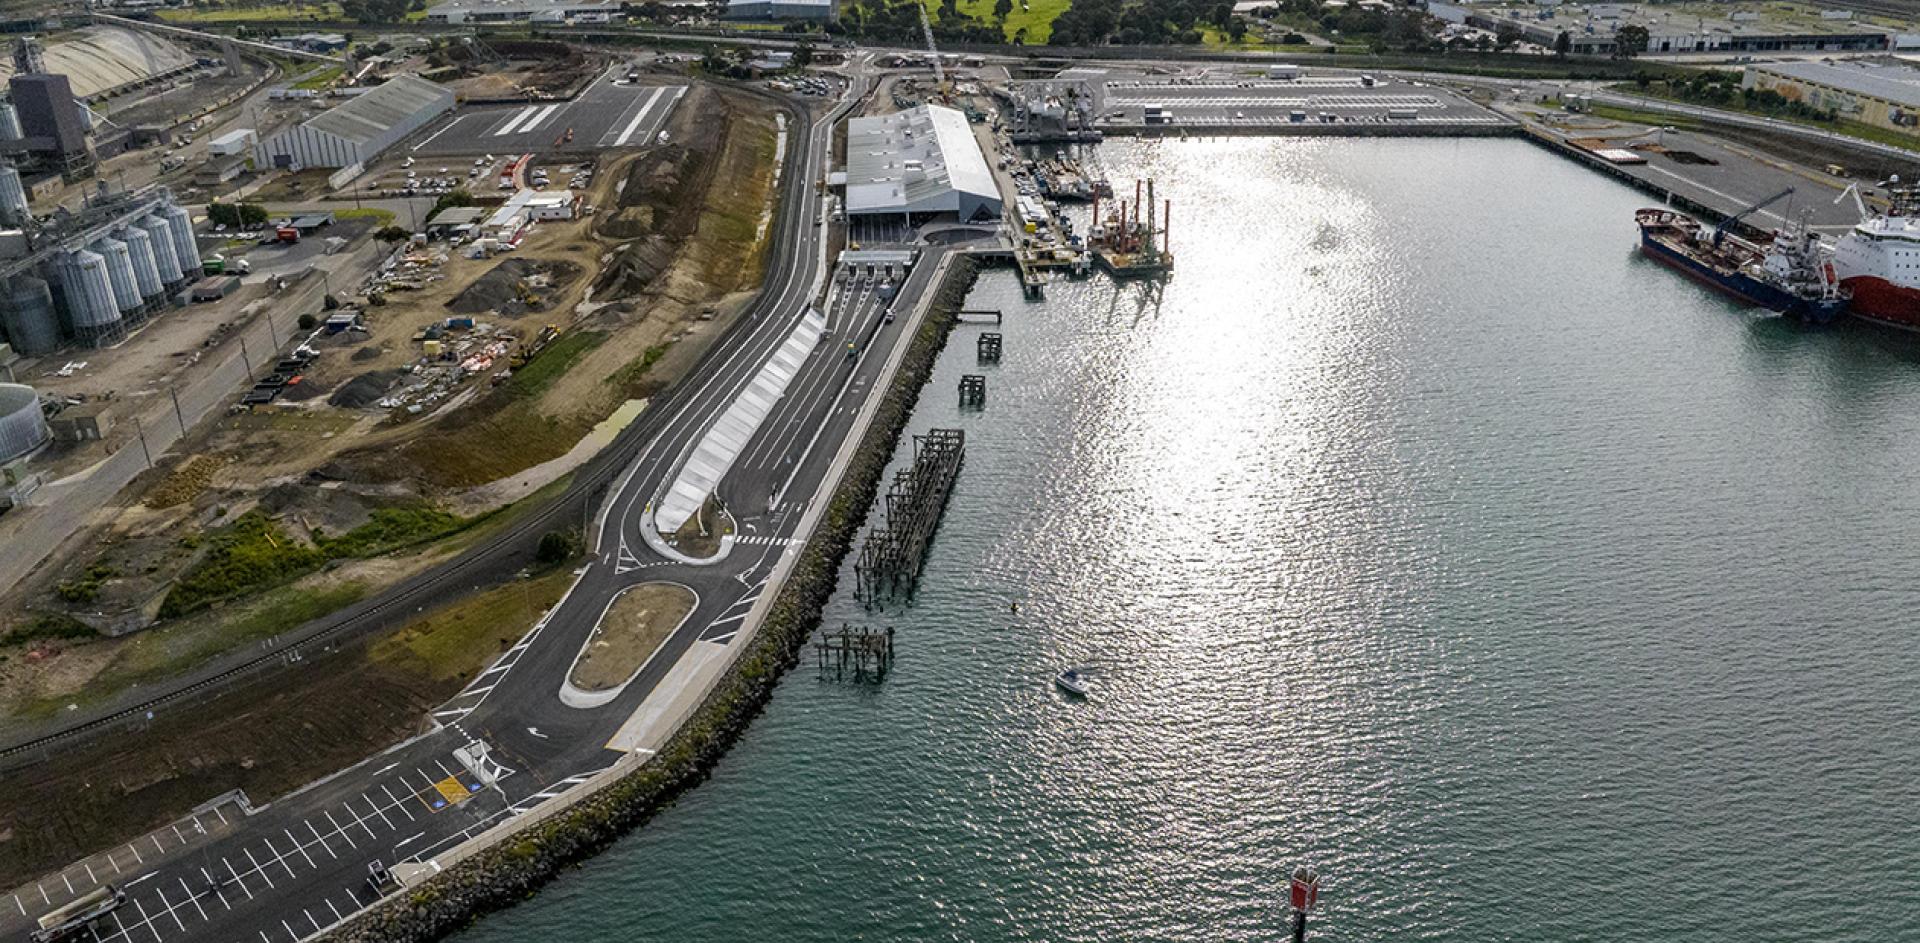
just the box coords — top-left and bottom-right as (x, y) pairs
(842, 103), (1001, 224)
(1743, 59), (1920, 137)
(252, 74), (455, 170)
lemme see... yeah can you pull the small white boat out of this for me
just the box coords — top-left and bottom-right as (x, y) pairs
(1054, 668), (1088, 697)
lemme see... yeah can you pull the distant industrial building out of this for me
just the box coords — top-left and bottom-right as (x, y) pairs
(270, 33), (349, 53)
(1744, 60), (1920, 135)
(1439, 3), (1891, 55)
(252, 75), (453, 171)
(725, 0), (836, 22)
(6, 68), (95, 178)
(424, 0), (622, 24)
(842, 104), (1000, 224)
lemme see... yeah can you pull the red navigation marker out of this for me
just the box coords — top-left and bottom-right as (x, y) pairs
(1289, 865), (1320, 943)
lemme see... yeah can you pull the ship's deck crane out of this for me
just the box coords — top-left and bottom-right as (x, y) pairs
(917, 3), (947, 96)
(1707, 187), (1794, 247)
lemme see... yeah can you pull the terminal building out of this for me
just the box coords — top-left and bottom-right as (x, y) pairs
(725, 0), (837, 22)
(424, 0), (622, 23)
(842, 104), (1001, 226)
(252, 75), (454, 171)
(1743, 60), (1920, 137)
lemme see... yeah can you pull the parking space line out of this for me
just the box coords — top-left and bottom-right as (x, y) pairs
(282, 918), (298, 941)
(262, 837), (299, 880)
(199, 868), (231, 911)
(307, 821), (337, 859)
(224, 859), (254, 901)
(345, 801), (379, 841)
(325, 811), (357, 850)
(130, 896), (165, 941)
(286, 829), (317, 868)
(151, 836), (164, 855)
(381, 784), (416, 821)
(327, 897), (344, 923)
(307, 908), (321, 931)
(128, 844), (143, 864)
(176, 879), (208, 922)
(363, 795), (397, 830)
(244, 848), (275, 889)
(60, 872), (73, 894)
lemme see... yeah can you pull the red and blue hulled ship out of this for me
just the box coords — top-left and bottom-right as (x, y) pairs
(1635, 206), (1846, 323)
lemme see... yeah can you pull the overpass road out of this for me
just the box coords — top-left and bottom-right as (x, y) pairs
(1, 55), (954, 943)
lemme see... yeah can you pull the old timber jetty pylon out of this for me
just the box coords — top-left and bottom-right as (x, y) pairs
(853, 428), (965, 606)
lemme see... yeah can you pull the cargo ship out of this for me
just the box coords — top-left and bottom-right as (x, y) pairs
(1635, 207), (1846, 323)
(1829, 181), (1920, 330)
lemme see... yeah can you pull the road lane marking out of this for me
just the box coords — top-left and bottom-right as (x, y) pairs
(520, 103), (563, 133)
(611, 88), (665, 147)
(394, 831), (426, 850)
(493, 105), (537, 137)
(412, 114), (467, 151)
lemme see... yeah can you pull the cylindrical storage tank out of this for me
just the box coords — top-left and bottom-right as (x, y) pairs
(0, 103), (21, 142)
(91, 238), (142, 317)
(0, 274), (59, 356)
(0, 383), (48, 464)
(57, 249), (123, 346)
(76, 105), (93, 132)
(162, 203), (198, 276)
(142, 215), (185, 284)
(0, 165), (27, 226)
(119, 227), (164, 301)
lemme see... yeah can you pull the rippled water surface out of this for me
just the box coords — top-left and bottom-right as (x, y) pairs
(459, 139), (1920, 941)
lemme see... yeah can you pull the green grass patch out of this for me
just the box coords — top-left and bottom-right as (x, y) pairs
(158, 2), (344, 21)
(335, 207), (396, 225)
(506, 331), (605, 398)
(161, 507), (464, 617)
(1, 612), (98, 647)
(1200, 25), (1273, 49)
(370, 568), (576, 682)
(920, 0), (1069, 43)
(291, 65), (344, 91)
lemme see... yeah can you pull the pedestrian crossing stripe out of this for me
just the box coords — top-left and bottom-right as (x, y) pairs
(732, 535), (800, 546)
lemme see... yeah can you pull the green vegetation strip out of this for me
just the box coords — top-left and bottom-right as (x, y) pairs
(327, 256), (980, 943)
(162, 508), (463, 617)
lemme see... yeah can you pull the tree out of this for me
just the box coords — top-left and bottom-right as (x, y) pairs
(1614, 23), (1648, 58)
(1495, 21), (1522, 50)
(297, 313), (318, 330)
(993, 0), (1012, 20)
(374, 225), (411, 242)
(1553, 30), (1571, 56)
(537, 529), (581, 565)
(1227, 16), (1248, 41)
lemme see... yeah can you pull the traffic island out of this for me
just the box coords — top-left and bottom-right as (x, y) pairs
(324, 254), (980, 943)
(564, 583), (697, 697)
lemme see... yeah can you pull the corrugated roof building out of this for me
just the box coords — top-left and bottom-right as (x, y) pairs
(1744, 60), (1920, 137)
(253, 75), (455, 170)
(844, 104), (1000, 223)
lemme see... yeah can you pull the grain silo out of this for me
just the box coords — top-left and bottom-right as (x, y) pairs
(0, 274), (59, 356)
(161, 202), (197, 275)
(0, 383), (48, 464)
(0, 164), (29, 226)
(141, 214), (184, 285)
(118, 226), (164, 304)
(0, 102), (21, 142)
(56, 248), (123, 346)
(91, 236), (144, 325)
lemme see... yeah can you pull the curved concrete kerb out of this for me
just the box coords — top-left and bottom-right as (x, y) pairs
(559, 581), (700, 710)
(639, 501), (737, 566)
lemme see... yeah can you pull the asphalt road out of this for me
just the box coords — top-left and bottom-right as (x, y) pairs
(408, 68), (686, 158)
(0, 57), (955, 943)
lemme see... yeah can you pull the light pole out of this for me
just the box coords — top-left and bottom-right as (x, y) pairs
(1289, 865), (1320, 943)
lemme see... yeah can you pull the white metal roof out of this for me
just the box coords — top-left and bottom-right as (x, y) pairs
(844, 104), (998, 216)
(304, 75), (452, 146)
(1751, 60), (1920, 110)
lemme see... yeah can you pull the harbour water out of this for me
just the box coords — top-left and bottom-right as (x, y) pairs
(459, 139), (1920, 941)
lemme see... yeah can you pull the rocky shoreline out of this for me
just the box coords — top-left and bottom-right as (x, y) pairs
(327, 255), (980, 943)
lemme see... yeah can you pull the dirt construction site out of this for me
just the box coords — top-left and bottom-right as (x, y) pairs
(0, 81), (791, 875)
